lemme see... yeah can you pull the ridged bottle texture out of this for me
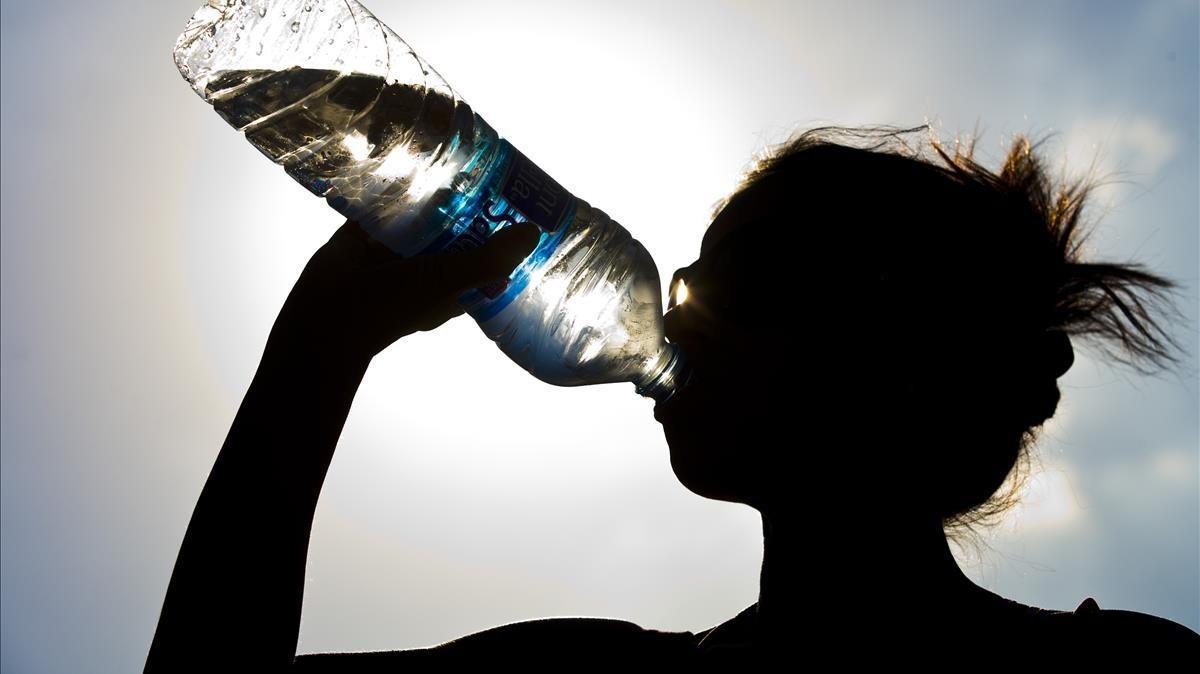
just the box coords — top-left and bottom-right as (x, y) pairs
(174, 0), (687, 399)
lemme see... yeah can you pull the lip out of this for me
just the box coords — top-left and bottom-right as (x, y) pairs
(653, 374), (692, 423)
(653, 396), (674, 423)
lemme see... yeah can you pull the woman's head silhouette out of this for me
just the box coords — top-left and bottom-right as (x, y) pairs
(656, 125), (1184, 539)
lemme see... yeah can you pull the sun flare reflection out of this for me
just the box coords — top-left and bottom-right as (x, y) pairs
(671, 278), (689, 308)
(341, 130), (371, 161)
(536, 272), (630, 363)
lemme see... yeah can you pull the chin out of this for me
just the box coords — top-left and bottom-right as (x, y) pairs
(663, 425), (754, 505)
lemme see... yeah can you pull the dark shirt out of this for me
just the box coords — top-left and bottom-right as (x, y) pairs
(293, 597), (1200, 666)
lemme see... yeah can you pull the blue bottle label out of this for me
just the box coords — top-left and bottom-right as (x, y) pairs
(408, 140), (579, 318)
(497, 145), (575, 233)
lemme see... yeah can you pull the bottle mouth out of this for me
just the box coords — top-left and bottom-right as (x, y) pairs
(635, 343), (691, 402)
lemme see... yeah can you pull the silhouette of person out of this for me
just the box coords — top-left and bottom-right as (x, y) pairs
(145, 126), (1199, 669)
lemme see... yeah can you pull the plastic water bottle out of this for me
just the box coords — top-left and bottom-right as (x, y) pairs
(173, 0), (687, 400)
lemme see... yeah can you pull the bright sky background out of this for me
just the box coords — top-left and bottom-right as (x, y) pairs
(2, 1), (1197, 671)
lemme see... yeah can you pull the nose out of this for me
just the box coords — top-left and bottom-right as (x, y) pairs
(664, 302), (701, 354)
(664, 304), (682, 345)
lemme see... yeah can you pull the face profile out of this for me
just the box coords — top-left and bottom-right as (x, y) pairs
(655, 174), (906, 514)
(652, 179), (878, 513)
(656, 187), (796, 509)
(653, 126), (1185, 539)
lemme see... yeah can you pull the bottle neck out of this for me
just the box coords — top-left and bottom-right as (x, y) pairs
(635, 343), (690, 402)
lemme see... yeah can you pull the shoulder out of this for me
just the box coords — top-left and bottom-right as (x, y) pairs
(293, 617), (700, 669)
(1070, 598), (1200, 648)
(1025, 597), (1200, 663)
(433, 616), (700, 655)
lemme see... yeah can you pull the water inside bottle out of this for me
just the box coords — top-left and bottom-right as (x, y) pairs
(199, 65), (684, 396)
(204, 67), (477, 222)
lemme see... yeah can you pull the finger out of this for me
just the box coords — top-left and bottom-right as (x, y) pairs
(332, 220), (403, 264)
(327, 219), (365, 247)
(427, 222), (542, 294)
(352, 225), (405, 265)
(366, 221), (540, 299)
(314, 219), (373, 265)
(409, 296), (468, 333)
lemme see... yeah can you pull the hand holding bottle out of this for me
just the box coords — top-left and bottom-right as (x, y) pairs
(267, 219), (540, 364)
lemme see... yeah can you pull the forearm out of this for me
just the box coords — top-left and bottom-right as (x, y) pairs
(146, 342), (370, 672)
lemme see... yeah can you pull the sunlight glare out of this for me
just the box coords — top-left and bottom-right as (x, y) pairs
(376, 138), (420, 179)
(342, 130), (371, 161)
(1002, 466), (1082, 532)
(535, 272), (629, 362)
(671, 278), (689, 308)
(373, 138), (462, 202)
(409, 151), (460, 201)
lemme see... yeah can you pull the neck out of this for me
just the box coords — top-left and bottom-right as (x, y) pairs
(756, 508), (984, 641)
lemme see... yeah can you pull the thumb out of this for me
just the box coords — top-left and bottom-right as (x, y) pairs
(430, 221), (542, 294)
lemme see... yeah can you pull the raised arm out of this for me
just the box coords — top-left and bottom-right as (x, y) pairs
(144, 221), (540, 672)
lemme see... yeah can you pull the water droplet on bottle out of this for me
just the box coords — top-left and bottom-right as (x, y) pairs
(257, 6), (266, 17)
(207, 24), (216, 37)
(374, 59), (383, 67)
(234, 34), (240, 42)
(291, 20), (300, 32)
(336, 22), (342, 29)
(327, 38), (334, 45)
(304, 4), (312, 11)
(256, 42), (263, 55)
(238, 22), (245, 29)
